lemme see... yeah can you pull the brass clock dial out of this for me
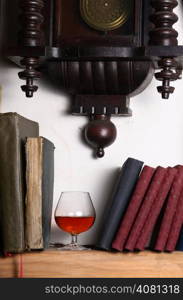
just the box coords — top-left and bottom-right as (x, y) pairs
(80, 0), (131, 31)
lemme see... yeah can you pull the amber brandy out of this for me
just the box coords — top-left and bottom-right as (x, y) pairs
(55, 216), (95, 235)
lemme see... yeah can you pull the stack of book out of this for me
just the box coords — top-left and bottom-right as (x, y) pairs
(0, 113), (55, 254)
(97, 158), (183, 252)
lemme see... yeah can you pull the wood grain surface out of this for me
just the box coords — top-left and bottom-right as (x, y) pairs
(1, 250), (183, 278)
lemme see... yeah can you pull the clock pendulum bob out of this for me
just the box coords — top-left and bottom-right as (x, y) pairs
(84, 115), (117, 158)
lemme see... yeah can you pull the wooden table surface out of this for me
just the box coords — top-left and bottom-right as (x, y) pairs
(0, 250), (183, 278)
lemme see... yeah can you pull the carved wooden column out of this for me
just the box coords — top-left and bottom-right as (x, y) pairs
(150, 0), (181, 99)
(18, 0), (44, 97)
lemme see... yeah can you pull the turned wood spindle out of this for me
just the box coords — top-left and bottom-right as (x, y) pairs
(155, 57), (181, 99)
(18, 0), (44, 97)
(150, 0), (178, 46)
(18, 57), (41, 98)
(149, 0), (181, 99)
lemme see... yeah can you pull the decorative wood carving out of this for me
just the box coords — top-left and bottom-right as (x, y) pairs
(19, 0), (44, 47)
(47, 60), (153, 115)
(47, 58), (153, 157)
(18, 57), (41, 98)
(18, 0), (44, 97)
(155, 58), (181, 99)
(150, 0), (182, 99)
(150, 0), (178, 46)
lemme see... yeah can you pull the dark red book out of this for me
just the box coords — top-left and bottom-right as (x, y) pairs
(135, 167), (177, 251)
(165, 188), (183, 252)
(112, 165), (155, 251)
(125, 166), (167, 251)
(154, 166), (183, 252)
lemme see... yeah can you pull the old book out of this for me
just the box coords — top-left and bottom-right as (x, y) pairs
(96, 157), (143, 250)
(125, 166), (167, 251)
(135, 167), (177, 251)
(147, 202), (168, 250)
(25, 137), (55, 250)
(176, 227), (183, 251)
(165, 188), (183, 252)
(112, 165), (155, 251)
(0, 113), (39, 253)
(154, 166), (183, 252)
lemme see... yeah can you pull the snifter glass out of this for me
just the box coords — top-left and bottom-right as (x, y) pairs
(54, 191), (96, 250)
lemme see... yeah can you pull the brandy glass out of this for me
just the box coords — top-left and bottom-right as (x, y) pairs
(54, 191), (96, 250)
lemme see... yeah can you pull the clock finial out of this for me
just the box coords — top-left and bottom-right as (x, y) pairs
(18, 0), (44, 97)
(149, 0), (182, 99)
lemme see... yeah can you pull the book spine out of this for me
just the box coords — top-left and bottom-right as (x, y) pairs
(135, 167), (177, 251)
(97, 158), (143, 250)
(125, 166), (167, 251)
(154, 166), (183, 252)
(25, 137), (54, 250)
(112, 165), (155, 251)
(25, 138), (44, 249)
(176, 227), (183, 251)
(165, 189), (183, 252)
(42, 138), (55, 249)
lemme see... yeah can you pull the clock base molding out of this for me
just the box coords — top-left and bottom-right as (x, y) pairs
(46, 60), (153, 156)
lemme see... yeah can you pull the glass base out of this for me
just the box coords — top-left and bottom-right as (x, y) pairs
(49, 243), (91, 251)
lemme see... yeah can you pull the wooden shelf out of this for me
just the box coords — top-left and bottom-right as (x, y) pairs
(1, 250), (183, 278)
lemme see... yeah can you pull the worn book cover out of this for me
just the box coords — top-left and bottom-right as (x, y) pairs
(25, 137), (55, 250)
(0, 113), (39, 253)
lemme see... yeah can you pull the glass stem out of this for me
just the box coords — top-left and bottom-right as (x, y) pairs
(71, 234), (77, 245)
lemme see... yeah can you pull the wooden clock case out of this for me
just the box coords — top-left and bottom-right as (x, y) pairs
(5, 0), (183, 157)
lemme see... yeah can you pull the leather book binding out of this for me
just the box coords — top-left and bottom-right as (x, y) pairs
(154, 166), (183, 252)
(25, 137), (55, 250)
(112, 165), (155, 251)
(165, 188), (183, 252)
(135, 167), (177, 251)
(125, 166), (167, 251)
(96, 157), (143, 250)
(0, 113), (39, 253)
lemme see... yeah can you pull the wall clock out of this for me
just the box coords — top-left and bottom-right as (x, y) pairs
(5, 0), (183, 157)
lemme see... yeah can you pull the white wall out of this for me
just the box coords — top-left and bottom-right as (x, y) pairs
(1, 1), (183, 245)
